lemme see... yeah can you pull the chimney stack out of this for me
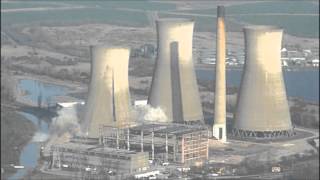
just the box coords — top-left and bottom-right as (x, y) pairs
(212, 6), (227, 142)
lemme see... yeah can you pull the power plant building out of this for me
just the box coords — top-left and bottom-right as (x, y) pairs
(233, 26), (294, 138)
(50, 142), (149, 174)
(83, 46), (132, 137)
(212, 6), (227, 142)
(148, 19), (204, 123)
(100, 123), (209, 165)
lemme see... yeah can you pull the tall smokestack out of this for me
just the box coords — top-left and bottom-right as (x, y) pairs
(148, 18), (204, 123)
(212, 6), (227, 142)
(83, 46), (131, 137)
(233, 26), (294, 138)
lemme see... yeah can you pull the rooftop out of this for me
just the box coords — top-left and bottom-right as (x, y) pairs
(130, 123), (208, 136)
(53, 142), (142, 156)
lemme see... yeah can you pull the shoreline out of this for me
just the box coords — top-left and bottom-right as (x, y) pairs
(14, 73), (85, 90)
(12, 71), (319, 106)
(1, 106), (37, 180)
(13, 73), (86, 107)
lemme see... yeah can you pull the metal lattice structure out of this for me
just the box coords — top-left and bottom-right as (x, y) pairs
(100, 123), (209, 165)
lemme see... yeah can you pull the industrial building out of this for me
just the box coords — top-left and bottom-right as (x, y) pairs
(50, 142), (149, 174)
(212, 6), (227, 142)
(99, 123), (209, 166)
(148, 18), (204, 123)
(233, 26), (294, 138)
(83, 46), (132, 137)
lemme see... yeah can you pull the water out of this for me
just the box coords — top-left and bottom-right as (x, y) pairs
(8, 113), (48, 180)
(1, 0), (176, 27)
(8, 69), (318, 178)
(235, 15), (319, 38)
(183, 1), (318, 15)
(1, 1), (318, 38)
(18, 79), (68, 105)
(1, 8), (149, 27)
(178, 1), (319, 38)
(9, 79), (68, 180)
(196, 69), (319, 103)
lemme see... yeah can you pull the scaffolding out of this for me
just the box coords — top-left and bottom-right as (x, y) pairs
(99, 123), (209, 165)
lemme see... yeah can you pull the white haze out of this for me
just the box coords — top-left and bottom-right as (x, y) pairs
(50, 106), (81, 136)
(31, 132), (49, 142)
(45, 104), (84, 146)
(42, 103), (166, 147)
(132, 104), (168, 123)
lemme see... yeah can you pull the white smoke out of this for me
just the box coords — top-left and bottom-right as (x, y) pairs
(50, 106), (81, 136)
(45, 104), (84, 146)
(132, 104), (168, 123)
(31, 132), (49, 142)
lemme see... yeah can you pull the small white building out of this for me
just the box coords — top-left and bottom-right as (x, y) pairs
(312, 59), (319, 67)
(134, 100), (148, 106)
(51, 95), (85, 109)
(56, 101), (84, 108)
(282, 60), (288, 67)
(201, 57), (216, 65)
(290, 57), (306, 62)
(303, 49), (312, 57)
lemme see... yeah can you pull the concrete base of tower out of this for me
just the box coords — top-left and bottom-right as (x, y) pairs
(231, 128), (295, 138)
(212, 124), (227, 142)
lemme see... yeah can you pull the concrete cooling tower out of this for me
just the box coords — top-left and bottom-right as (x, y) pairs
(83, 46), (131, 137)
(213, 6), (227, 142)
(148, 18), (204, 123)
(233, 26), (294, 138)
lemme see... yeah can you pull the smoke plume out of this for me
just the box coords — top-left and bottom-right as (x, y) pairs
(31, 132), (49, 142)
(50, 106), (81, 136)
(132, 104), (168, 123)
(46, 104), (84, 146)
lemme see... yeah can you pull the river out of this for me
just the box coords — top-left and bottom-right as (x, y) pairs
(196, 69), (319, 103)
(9, 79), (69, 180)
(8, 69), (319, 178)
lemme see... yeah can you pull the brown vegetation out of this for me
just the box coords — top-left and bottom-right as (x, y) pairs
(1, 106), (36, 179)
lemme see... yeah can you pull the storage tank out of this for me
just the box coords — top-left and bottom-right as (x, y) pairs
(83, 46), (131, 137)
(233, 26), (294, 138)
(148, 18), (204, 123)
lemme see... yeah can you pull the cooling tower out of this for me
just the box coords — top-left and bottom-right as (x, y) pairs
(148, 18), (204, 123)
(212, 6), (227, 142)
(233, 26), (294, 138)
(83, 46), (131, 137)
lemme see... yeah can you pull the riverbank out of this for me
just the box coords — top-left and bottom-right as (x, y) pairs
(1, 106), (37, 179)
(13, 73), (86, 107)
(1, 72), (72, 179)
(14, 73), (85, 92)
